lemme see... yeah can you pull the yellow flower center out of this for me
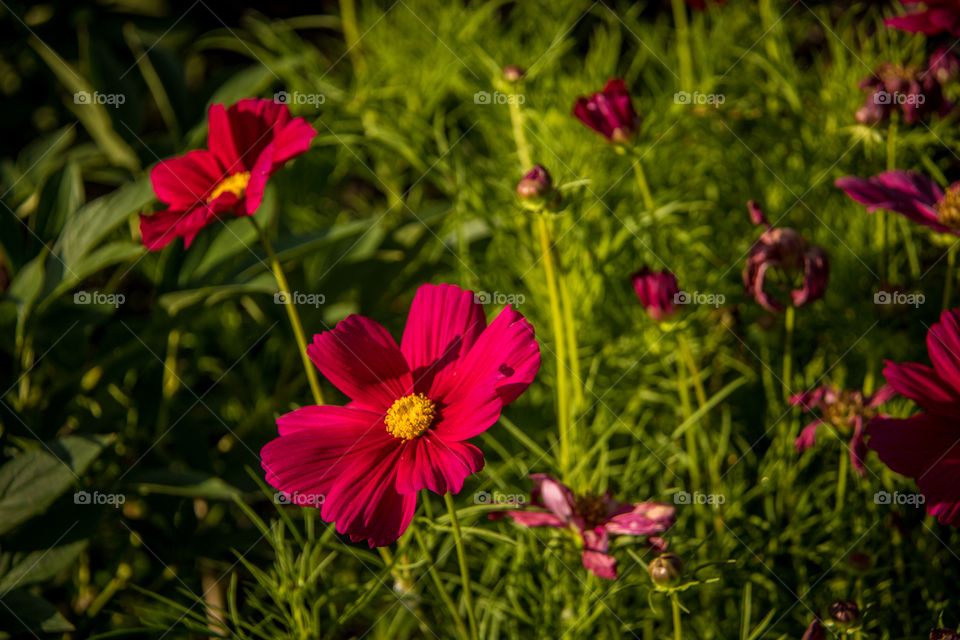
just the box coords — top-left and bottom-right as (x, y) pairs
(385, 393), (436, 440)
(936, 188), (960, 229)
(207, 171), (251, 202)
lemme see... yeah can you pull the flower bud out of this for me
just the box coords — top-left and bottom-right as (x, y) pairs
(827, 600), (860, 630)
(931, 629), (960, 640)
(647, 553), (683, 588)
(516, 165), (556, 209)
(503, 65), (525, 83)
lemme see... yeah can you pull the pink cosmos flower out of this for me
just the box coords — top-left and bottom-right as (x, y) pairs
(260, 284), (541, 547)
(868, 308), (960, 527)
(743, 201), (829, 313)
(141, 98), (317, 250)
(791, 384), (895, 476)
(495, 474), (675, 579)
(885, 1), (960, 36)
(631, 267), (680, 322)
(573, 78), (640, 144)
(836, 170), (960, 235)
(855, 55), (957, 125)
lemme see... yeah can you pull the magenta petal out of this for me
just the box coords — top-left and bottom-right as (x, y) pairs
(883, 360), (960, 417)
(867, 413), (960, 479)
(603, 502), (675, 537)
(432, 306), (540, 441)
(581, 528), (617, 579)
(400, 283), (486, 395)
(530, 474), (576, 523)
(393, 435), (484, 495)
(836, 172), (950, 232)
(307, 315), (413, 412)
(497, 510), (567, 528)
(270, 116), (318, 169)
(926, 309), (960, 393)
(795, 419), (823, 452)
(150, 149), (223, 206)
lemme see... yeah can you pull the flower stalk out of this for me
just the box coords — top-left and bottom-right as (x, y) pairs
(445, 492), (479, 640)
(250, 216), (325, 406)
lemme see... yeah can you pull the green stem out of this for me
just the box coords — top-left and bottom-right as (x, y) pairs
(537, 215), (571, 475)
(944, 243), (958, 311)
(633, 157), (655, 213)
(509, 97), (532, 170)
(444, 493), (478, 640)
(340, 0), (365, 75)
(670, 0), (693, 92)
(676, 334), (707, 421)
(836, 445), (848, 514)
(557, 259), (583, 412)
(250, 217), (325, 406)
(414, 527), (471, 640)
(671, 595), (683, 640)
(782, 306), (795, 405)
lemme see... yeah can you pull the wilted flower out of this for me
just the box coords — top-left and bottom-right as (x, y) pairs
(855, 49), (958, 125)
(828, 601), (861, 630)
(573, 78), (640, 144)
(648, 553), (683, 588)
(931, 628), (960, 640)
(743, 201), (829, 313)
(868, 308), (960, 527)
(801, 620), (826, 640)
(836, 170), (960, 235)
(885, 0), (960, 36)
(791, 384), (895, 476)
(261, 284), (540, 547)
(496, 474), (675, 579)
(141, 98), (317, 250)
(631, 267), (680, 322)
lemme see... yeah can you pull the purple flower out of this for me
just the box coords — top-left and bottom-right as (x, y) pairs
(573, 78), (640, 144)
(743, 201), (829, 313)
(885, 1), (960, 37)
(836, 170), (960, 235)
(495, 474), (675, 579)
(632, 267), (681, 322)
(791, 385), (895, 476)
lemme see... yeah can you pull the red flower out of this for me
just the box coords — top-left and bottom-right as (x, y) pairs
(885, 1), (960, 36)
(868, 309), (960, 526)
(791, 384), (894, 476)
(836, 170), (960, 235)
(496, 474), (675, 579)
(632, 267), (680, 322)
(260, 284), (541, 547)
(141, 98), (317, 250)
(743, 201), (829, 312)
(573, 78), (640, 144)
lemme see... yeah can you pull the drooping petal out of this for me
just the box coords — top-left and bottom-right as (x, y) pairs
(394, 435), (484, 495)
(865, 384), (896, 409)
(493, 510), (567, 528)
(431, 306), (540, 441)
(139, 208), (193, 251)
(307, 315), (413, 412)
(603, 502), (675, 537)
(795, 419), (823, 452)
(849, 415), (868, 477)
(836, 172), (950, 233)
(400, 283), (486, 394)
(581, 527), (617, 579)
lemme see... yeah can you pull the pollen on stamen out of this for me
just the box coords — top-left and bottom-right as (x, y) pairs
(385, 393), (436, 440)
(207, 171), (251, 203)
